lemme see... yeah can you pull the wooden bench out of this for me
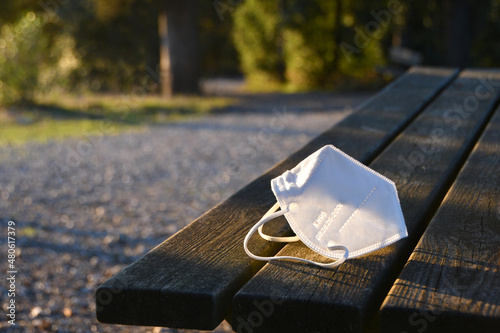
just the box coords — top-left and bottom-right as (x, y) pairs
(96, 67), (500, 332)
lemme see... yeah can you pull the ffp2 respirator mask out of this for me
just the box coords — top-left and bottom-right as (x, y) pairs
(244, 145), (407, 268)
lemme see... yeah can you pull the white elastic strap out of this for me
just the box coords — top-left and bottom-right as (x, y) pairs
(244, 203), (349, 268)
(257, 202), (300, 242)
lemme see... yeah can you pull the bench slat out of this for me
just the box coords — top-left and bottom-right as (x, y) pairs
(379, 103), (500, 332)
(96, 67), (458, 329)
(232, 69), (500, 333)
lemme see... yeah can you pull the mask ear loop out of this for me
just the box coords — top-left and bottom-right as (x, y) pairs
(257, 202), (300, 242)
(244, 203), (349, 268)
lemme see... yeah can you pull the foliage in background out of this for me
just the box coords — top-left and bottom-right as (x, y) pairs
(0, 12), (47, 105)
(337, 0), (391, 80)
(198, 1), (240, 77)
(470, 1), (500, 67)
(232, 0), (284, 86)
(0, 10), (81, 105)
(400, 0), (500, 67)
(0, 0), (239, 103)
(70, 0), (159, 92)
(400, 1), (445, 65)
(3, 0), (500, 103)
(283, 0), (340, 87)
(57, 0), (240, 92)
(233, 0), (389, 90)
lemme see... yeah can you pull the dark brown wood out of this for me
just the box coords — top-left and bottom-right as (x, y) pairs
(232, 69), (500, 333)
(96, 67), (457, 329)
(380, 105), (500, 332)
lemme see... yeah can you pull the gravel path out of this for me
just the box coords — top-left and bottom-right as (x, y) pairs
(0, 92), (370, 332)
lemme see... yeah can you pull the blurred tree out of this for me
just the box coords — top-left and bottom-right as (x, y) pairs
(337, 0), (389, 80)
(402, 0), (475, 67)
(3, 0), (500, 100)
(0, 12), (47, 104)
(0, 0), (39, 25)
(233, 0), (284, 86)
(233, 0), (388, 89)
(198, 2), (240, 77)
(472, 1), (500, 67)
(0, 10), (78, 105)
(400, 0), (445, 65)
(444, 0), (473, 67)
(283, 0), (341, 87)
(158, 0), (200, 96)
(68, 0), (160, 92)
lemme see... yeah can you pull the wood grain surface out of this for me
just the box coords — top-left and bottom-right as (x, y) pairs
(232, 69), (500, 333)
(379, 102), (500, 333)
(96, 67), (458, 329)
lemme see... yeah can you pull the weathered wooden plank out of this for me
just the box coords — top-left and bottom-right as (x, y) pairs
(379, 103), (500, 332)
(96, 67), (458, 329)
(232, 69), (500, 333)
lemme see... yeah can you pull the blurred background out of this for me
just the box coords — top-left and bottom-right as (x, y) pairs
(1, 0), (499, 332)
(1, 0), (498, 106)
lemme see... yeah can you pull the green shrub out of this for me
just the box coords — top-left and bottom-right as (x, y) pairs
(282, 0), (339, 88)
(233, 0), (283, 85)
(0, 12), (80, 105)
(0, 12), (46, 105)
(233, 0), (388, 90)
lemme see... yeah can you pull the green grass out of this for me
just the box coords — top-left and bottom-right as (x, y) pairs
(0, 118), (135, 146)
(0, 94), (234, 146)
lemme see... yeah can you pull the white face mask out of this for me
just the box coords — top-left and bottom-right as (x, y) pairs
(244, 145), (407, 268)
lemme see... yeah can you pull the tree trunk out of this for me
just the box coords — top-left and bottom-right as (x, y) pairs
(158, 0), (200, 96)
(332, 0), (343, 70)
(444, 0), (473, 67)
